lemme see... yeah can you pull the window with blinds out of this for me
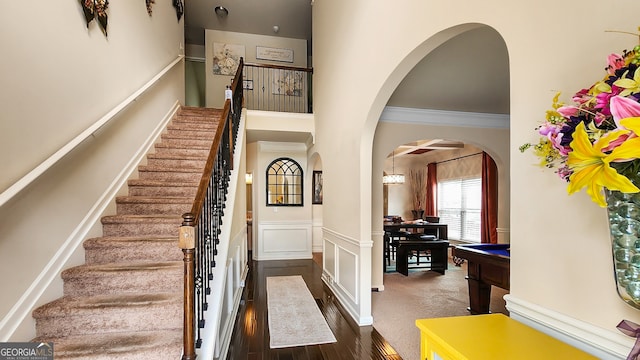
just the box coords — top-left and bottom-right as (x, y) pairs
(437, 178), (481, 242)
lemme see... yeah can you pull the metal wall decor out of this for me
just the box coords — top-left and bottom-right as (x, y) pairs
(173, 0), (184, 20)
(146, 0), (155, 15)
(266, 158), (304, 206)
(80, 0), (109, 36)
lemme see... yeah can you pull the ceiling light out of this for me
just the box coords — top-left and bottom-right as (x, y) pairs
(272, 25), (280, 33)
(214, 6), (228, 16)
(383, 149), (405, 185)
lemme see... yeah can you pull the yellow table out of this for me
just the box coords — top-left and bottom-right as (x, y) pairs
(415, 314), (598, 360)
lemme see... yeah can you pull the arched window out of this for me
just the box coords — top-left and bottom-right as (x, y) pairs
(266, 157), (303, 206)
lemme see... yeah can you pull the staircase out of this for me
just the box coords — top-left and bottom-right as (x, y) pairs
(32, 106), (223, 359)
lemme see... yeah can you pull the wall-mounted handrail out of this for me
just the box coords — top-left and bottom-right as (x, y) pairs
(0, 55), (185, 208)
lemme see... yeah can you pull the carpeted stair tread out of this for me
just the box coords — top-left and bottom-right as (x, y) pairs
(144, 156), (209, 170)
(167, 122), (217, 131)
(154, 138), (214, 149)
(62, 261), (182, 275)
(33, 292), (182, 316)
(32, 330), (182, 360)
(170, 118), (219, 128)
(101, 214), (184, 223)
(127, 180), (199, 197)
(62, 261), (182, 296)
(150, 147), (211, 158)
(83, 236), (181, 264)
(174, 112), (222, 121)
(33, 292), (182, 337)
(154, 141), (212, 151)
(161, 130), (216, 140)
(101, 215), (183, 237)
(115, 196), (193, 215)
(137, 164), (204, 172)
(146, 152), (209, 161)
(115, 196), (193, 204)
(127, 179), (200, 186)
(137, 165), (204, 182)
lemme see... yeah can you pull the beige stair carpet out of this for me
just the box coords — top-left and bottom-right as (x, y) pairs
(31, 106), (222, 359)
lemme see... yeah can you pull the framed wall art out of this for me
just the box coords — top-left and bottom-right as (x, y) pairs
(212, 43), (245, 75)
(272, 70), (303, 96)
(312, 171), (323, 205)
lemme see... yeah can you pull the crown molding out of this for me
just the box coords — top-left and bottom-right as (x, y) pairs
(380, 106), (510, 129)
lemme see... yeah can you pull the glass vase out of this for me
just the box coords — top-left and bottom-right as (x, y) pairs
(606, 190), (640, 310)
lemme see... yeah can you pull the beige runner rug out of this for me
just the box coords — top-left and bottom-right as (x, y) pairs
(266, 275), (337, 349)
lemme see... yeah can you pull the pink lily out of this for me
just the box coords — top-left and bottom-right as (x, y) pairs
(606, 53), (625, 75)
(610, 96), (640, 128)
(557, 106), (578, 118)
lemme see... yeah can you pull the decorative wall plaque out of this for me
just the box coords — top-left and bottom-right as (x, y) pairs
(256, 46), (294, 63)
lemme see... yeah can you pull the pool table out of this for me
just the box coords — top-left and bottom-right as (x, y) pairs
(453, 243), (510, 314)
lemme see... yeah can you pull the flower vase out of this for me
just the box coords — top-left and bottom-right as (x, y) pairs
(411, 209), (424, 220)
(606, 190), (640, 310)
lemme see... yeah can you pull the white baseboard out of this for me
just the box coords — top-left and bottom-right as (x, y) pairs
(505, 294), (632, 359)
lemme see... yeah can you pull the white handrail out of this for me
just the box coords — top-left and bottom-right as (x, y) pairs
(0, 55), (184, 208)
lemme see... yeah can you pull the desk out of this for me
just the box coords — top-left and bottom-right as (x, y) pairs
(396, 240), (449, 276)
(384, 222), (448, 240)
(453, 244), (510, 314)
(415, 314), (598, 360)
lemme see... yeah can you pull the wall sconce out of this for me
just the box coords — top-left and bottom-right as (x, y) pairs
(245, 173), (253, 185)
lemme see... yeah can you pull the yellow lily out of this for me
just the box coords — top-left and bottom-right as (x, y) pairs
(567, 122), (640, 207)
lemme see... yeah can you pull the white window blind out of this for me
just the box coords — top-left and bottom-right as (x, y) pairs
(437, 177), (481, 242)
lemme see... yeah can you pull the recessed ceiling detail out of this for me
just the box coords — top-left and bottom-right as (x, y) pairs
(394, 139), (464, 157)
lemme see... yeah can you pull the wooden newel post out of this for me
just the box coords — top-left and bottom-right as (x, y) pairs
(180, 213), (196, 360)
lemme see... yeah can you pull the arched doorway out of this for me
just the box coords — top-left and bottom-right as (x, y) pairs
(366, 24), (510, 359)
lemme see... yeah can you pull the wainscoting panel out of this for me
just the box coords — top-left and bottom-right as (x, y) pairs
(322, 228), (367, 325)
(324, 240), (336, 281)
(256, 221), (312, 260)
(337, 247), (358, 304)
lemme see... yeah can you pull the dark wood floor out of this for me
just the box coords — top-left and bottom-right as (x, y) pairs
(226, 255), (402, 360)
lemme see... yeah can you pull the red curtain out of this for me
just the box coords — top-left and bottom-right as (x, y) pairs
(425, 163), (437, 216)
(481, 152), (498, 244)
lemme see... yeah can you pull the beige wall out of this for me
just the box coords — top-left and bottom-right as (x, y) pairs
(312, 0), (640, 349)
(204, 30), (308, 108)
(0, 2), (184, 340)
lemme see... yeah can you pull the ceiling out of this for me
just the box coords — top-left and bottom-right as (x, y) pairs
(184, 0), (313, 51)
(183, 3), (510, 155)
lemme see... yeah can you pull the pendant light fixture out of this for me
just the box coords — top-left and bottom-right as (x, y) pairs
(382, 149), (405, 185)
